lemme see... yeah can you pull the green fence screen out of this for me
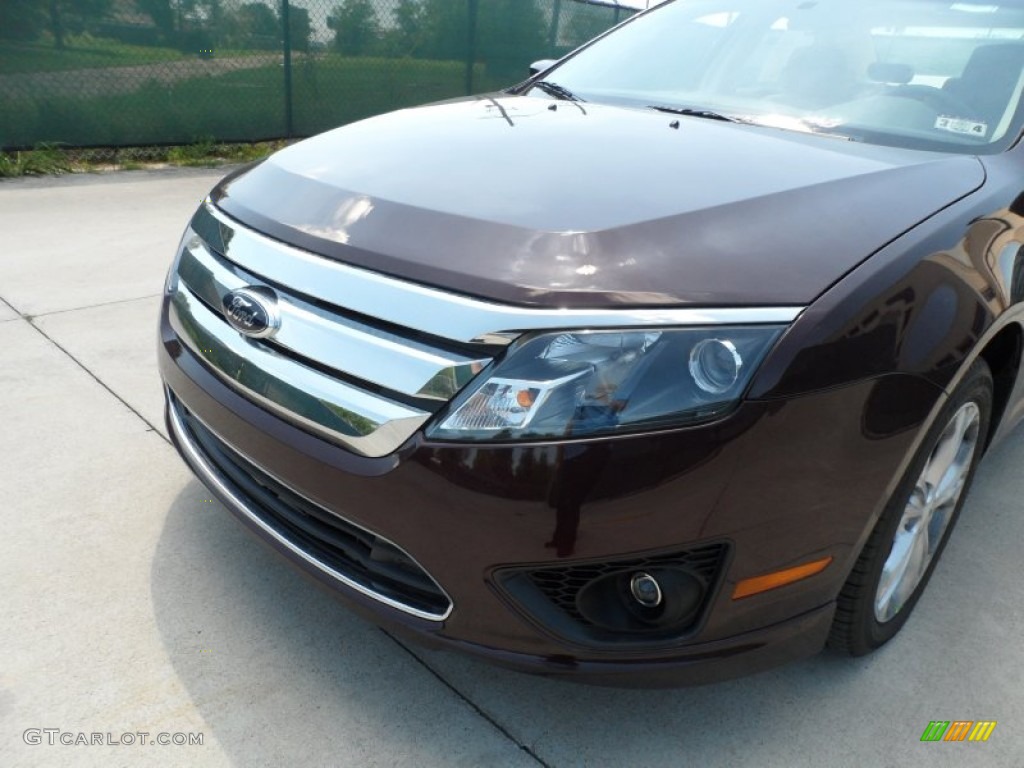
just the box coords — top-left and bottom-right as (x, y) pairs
(0, 0), (636, 151)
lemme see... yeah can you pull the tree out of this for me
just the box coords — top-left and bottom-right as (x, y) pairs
(223, 2), (278, 49)
(419, 0), (466, 61)
(478, 0), (546, 78)
(285, 4), (311, 53)
(42, 0), (113, 49)
(174, 0), (225, 31)
(238, 2), (277, 38)
(136, 0), (223, 46)
(137, 0), (176, 39)
(415, 0), (546, 79)
(50, 0), (66, 49)
(0, 1), (47, 42)
(559, 3), (618, 50)
(327, 0), (381, 56)
(383, 0), (426, 57)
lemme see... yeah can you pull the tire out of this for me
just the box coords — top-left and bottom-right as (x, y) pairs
(828, 359), (993, 655)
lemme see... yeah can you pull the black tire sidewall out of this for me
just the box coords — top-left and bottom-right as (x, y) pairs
(850, 360), (992, 653)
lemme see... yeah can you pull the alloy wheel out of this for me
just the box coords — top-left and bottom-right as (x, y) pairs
(873, 401), (981, 623)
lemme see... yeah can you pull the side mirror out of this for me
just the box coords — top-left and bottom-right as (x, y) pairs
(529, 59), (558, 76)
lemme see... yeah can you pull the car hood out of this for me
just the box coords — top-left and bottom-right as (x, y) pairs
(212, 95), (985, 309)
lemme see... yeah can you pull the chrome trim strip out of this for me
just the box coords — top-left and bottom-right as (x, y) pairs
(179, 237), (490, 401)
(169, 283), (430, 457)
(166, 391), (452, 622)
(203, 203), (804, 343)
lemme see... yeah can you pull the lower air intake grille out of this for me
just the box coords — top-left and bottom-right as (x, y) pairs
(174, 396), (451, 619)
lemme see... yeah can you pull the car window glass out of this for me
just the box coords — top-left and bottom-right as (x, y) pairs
(534, 0), (1024, 153)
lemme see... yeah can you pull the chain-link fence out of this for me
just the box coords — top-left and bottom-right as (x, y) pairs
(0, 0), (636, 158)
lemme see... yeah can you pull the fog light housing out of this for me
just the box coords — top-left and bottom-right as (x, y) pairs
(576, 567), (706, 633)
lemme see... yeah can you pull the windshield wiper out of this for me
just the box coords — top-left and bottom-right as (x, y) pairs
(532, 80), (584, 102)
(648, 105), (740, 123)
(647, 105), (859, 140)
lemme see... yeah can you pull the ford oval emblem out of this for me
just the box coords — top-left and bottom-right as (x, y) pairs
(222, 287), (280, 339)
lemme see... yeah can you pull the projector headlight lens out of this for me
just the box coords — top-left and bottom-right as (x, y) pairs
(689, 338), (743, 395)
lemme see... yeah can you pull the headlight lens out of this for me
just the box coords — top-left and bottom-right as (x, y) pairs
(688, 338), (743, 395)
(427, 326), (784, 442)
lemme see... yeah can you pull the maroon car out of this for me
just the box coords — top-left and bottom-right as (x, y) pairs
(159, 0), (1024, 685)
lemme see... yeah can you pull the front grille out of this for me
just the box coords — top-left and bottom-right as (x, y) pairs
(170, 203), (496, 458)
(173, 395), (451, 619)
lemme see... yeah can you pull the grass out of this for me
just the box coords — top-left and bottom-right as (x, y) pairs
(162, 139), (285, 167)
(290, 56), (510, 136)
(0, 140), (286, 177)
(166, 137), (218, 166)
(0, 55), (512, 149)
(0, 53), (521, 176)
(0, 144), (75, 176)
(0, 35), (186, 74)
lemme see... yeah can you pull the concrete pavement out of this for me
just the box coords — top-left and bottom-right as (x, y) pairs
(1, 169), (1021, 767)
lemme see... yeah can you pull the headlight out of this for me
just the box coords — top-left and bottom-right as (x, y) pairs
(427, 326), (784, 442)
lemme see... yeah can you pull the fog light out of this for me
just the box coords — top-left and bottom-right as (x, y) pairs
(629, 572), (663, 607)
(576, 566), (706, 633)
(689, 338), (743, 394)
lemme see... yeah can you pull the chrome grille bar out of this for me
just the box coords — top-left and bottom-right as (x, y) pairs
(178, 237), (490, 401)
(169, 284), (431, 457)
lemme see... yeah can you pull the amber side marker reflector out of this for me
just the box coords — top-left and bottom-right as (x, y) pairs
(732, 556), (834, 600)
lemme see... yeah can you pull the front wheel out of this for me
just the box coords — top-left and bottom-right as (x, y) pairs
(828, 359), (992, 655)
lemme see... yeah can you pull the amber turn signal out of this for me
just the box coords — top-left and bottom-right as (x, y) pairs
(732, 556), (833, 600)
(516, 389), (537, 408)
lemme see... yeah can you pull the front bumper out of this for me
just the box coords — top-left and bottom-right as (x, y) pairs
(159, 297), (940, 686)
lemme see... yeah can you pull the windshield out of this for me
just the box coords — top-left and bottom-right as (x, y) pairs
(530, 0), (1024, 153)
